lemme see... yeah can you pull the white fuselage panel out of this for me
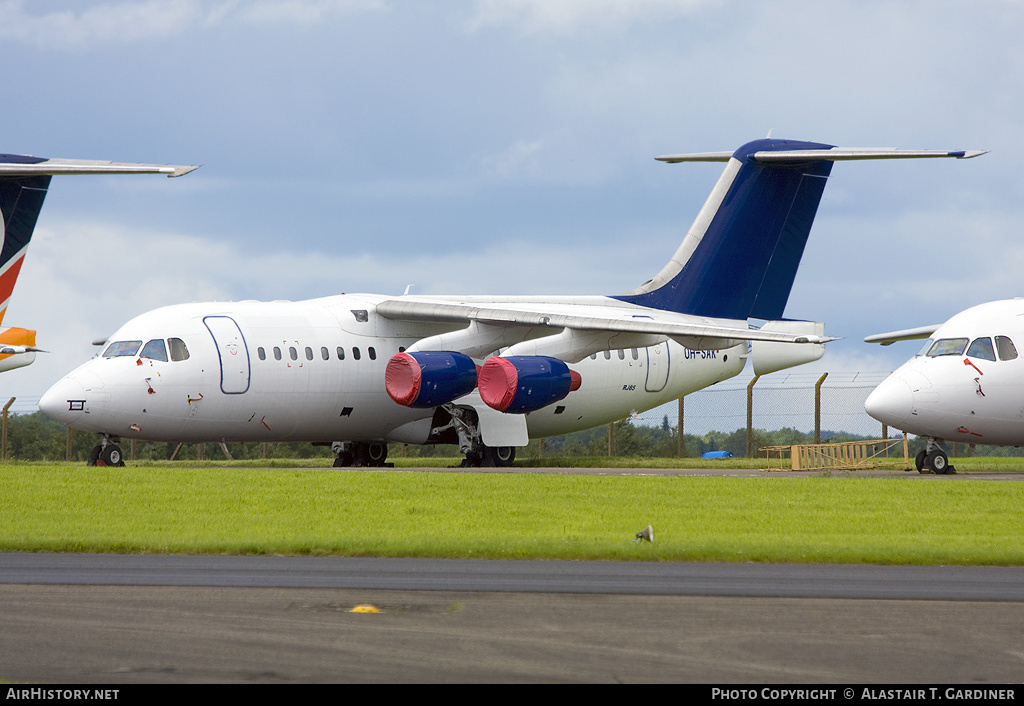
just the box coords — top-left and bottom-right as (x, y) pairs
(40, 295), (746, 444)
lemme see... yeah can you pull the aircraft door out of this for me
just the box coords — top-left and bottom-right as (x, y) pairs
(203, 316), (250, 394)
(645, 343), (670, 392)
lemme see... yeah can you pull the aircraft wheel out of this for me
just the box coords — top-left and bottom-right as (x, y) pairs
(366, 442), (388, 467)
(926, 450), (949, 475)
(333, 451), (353, 468)
(100, 444), (125, 467)
(488, 446), (516, 467)
(914, 450), (927, 472)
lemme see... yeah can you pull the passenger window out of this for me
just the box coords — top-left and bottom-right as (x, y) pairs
(273, 347), (282, 361)
(257, 347), (266, 361)
(321, 346), (329, 361)
(305, 346), (313, 361)
(926, 338), (969, 357)
(996, 336), (1018, 361)
(353, 347), (361, 361)
(617, 350), (625, 360)
(139, 339), (168, 362)
(289, 347), (298, 361)
(169, 338), (190, 361)
(369, 347), (377, 360)
(603, 351), (611, 360)
(966, 337), (996, 362)
(102, 340), (142, 357)
(337, 347), (345, 360)
(631, 349), (638, 360)
(590, 354), (597, 360)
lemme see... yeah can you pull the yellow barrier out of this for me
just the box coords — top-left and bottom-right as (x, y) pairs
(760, 436), (909, 471)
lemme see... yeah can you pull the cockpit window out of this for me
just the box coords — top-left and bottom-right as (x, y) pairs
(169, 338), (190, 361)
(996, 336), (1018, 361)
(102, 340), (142, 358)
(139, 339), (168, 362)
(925, 338), (969, 357)
(966, 337), (996, 362)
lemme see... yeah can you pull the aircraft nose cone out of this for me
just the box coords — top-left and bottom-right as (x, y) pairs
(865, 375), (914, 427)
(39, 376), (87, 424)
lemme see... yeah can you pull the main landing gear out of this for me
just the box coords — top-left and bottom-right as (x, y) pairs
(914, 438), (956, 475)
(331, 441), (389, 467)
(462, 444), (516, 468)
(87, 436), (125, 467)
(433, 404), (516, 468)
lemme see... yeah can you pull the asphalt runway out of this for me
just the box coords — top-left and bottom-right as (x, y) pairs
(3, 465), (1023, 683)
(3, 553), (1024, 683)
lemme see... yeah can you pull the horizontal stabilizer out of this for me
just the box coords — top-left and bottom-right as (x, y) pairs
(656, 147), (987, 163)
(0, 157), (198, 178)
(864, 325), (941, 346)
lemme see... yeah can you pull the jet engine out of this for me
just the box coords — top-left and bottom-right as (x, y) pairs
(385, 351), (479, 407)
(478, 355), (582, 414)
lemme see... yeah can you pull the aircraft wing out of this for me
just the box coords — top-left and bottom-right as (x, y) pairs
(0, 157), (198, 178)
(376, 298), (832, 345)
(864, 325), (941, 346)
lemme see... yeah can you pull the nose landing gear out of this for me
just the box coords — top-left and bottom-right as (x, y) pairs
(915, 439), (956, 475)
(88, 436), (125, 467)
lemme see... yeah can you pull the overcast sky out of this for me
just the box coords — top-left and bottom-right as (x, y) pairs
(1, 0), (1021, 414)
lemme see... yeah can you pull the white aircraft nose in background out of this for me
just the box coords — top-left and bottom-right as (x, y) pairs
(865, 299), (1024, 474)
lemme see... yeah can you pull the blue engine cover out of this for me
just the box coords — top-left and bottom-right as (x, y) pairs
(478, 355), (575, 414)
(385, 351), (478, 408)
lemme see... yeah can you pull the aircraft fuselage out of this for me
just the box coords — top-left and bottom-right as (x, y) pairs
(41, 294), (745, 444)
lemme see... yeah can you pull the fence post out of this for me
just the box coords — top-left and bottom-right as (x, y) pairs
(678, 396), (685, 457)
(1, 397), (12, 461)
(746, 376), (759, 457)
(814, 373), (828, 444)
(607, 423), (615, 456)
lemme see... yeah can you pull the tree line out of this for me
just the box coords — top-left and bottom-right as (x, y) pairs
(5, 410), (1011, 463)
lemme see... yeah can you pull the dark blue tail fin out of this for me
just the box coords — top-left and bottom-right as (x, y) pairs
(0, 156), (51, 325)
(613, 139), (983, 320)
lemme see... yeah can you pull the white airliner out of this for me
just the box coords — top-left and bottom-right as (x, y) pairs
(0, 155), (197, 374)
(865, 299), (1024, 474)
(39, 138), (982, 467)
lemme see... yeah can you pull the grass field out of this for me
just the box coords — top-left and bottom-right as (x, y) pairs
(2, 460), (1023, 565)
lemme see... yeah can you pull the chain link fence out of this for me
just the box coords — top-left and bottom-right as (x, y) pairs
(631, 371), (894, 441)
